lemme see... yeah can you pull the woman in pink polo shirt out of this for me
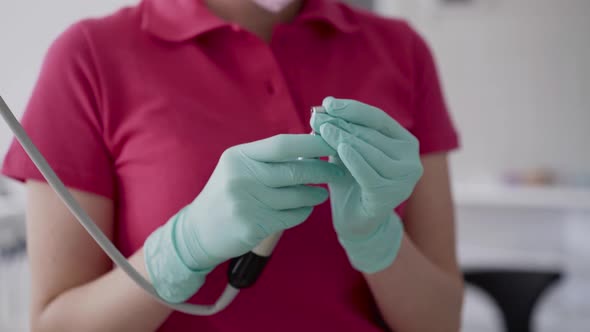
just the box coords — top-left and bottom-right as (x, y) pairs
(2, 0), (463, 331)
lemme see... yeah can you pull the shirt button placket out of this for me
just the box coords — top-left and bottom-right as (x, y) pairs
(242, 32), (305, 133)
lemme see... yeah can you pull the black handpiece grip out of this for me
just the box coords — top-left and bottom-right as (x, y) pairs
(228, 252), (270, 289)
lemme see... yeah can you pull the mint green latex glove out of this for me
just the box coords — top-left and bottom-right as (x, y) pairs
(310, 97), (424, 273)
(144, 134), (344, 303)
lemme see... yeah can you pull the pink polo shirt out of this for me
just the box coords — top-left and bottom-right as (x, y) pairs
(2, 0), (459, 330)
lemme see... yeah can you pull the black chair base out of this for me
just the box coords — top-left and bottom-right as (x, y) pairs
(464, 269), (562, 332)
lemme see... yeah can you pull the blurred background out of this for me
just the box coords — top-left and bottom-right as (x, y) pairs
(1, 0), (589, 331)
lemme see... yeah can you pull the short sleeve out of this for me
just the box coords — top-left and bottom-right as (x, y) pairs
(408, 25), (460, 155)
(1, 22), (115, 199)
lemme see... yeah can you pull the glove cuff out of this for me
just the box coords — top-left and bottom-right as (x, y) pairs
(338, 213), (404, 274)
(144, 218), (213, 303)
(173, 207), (220, 270)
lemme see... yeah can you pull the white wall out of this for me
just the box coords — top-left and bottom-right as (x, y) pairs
(378, 0), (590, 181)
(0, 1), (139, 159)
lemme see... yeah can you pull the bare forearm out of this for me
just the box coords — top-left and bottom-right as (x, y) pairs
(34, 249), (173, 332)
(364, 234), (463, 332)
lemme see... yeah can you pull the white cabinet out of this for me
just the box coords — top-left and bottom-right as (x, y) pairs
(454, 182), (590, 331)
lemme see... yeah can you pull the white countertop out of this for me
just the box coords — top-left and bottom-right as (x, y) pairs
(458, 245), (564, 270)
(453, 181), (590, 211)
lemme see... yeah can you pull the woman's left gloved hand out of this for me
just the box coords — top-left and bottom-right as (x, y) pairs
(310, 97), (424, 273)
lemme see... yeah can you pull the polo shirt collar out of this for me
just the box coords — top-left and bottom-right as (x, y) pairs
(141, 0), (359, 42)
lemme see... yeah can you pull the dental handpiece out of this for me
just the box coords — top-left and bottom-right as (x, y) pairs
(0, 95), (326, 315)
(227, 105), (326, 288)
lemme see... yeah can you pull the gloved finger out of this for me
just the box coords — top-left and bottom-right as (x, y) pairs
(251, 185), (329, 210)
(309, 111), (336, 134)
(253, 158), (345, 187)
(261, 206), (313, 233)
(336, 143), (382, 188)
(320, 122), (396, 179)
(345, 123), (418, 161)
(238, 134), (336, 162)
(321, 97), (416, 142)
(312, 113), (416, 161)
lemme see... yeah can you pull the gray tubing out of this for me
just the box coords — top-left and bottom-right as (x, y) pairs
(0, 95), (238, 315)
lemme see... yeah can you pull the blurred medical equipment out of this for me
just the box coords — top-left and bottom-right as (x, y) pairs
(503, 167), (590, 189)
(0, 235), (28, 331)
(0, 181), (28, 330)
(0, 94), (328, 315)
(0, 180), (25, 256)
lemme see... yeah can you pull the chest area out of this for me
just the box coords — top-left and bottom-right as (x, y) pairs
(111, 32), (415, 163)
(106, 32), (416, 236)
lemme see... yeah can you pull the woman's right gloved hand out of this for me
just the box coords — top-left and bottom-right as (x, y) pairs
(144, 134), (344, 303)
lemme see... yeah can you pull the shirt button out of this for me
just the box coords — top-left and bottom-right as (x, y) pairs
(265, 80), (276, 95)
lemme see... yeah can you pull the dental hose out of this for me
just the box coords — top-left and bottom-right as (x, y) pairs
(0, 94), (325, 315)
(0, 94), (249, 314)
